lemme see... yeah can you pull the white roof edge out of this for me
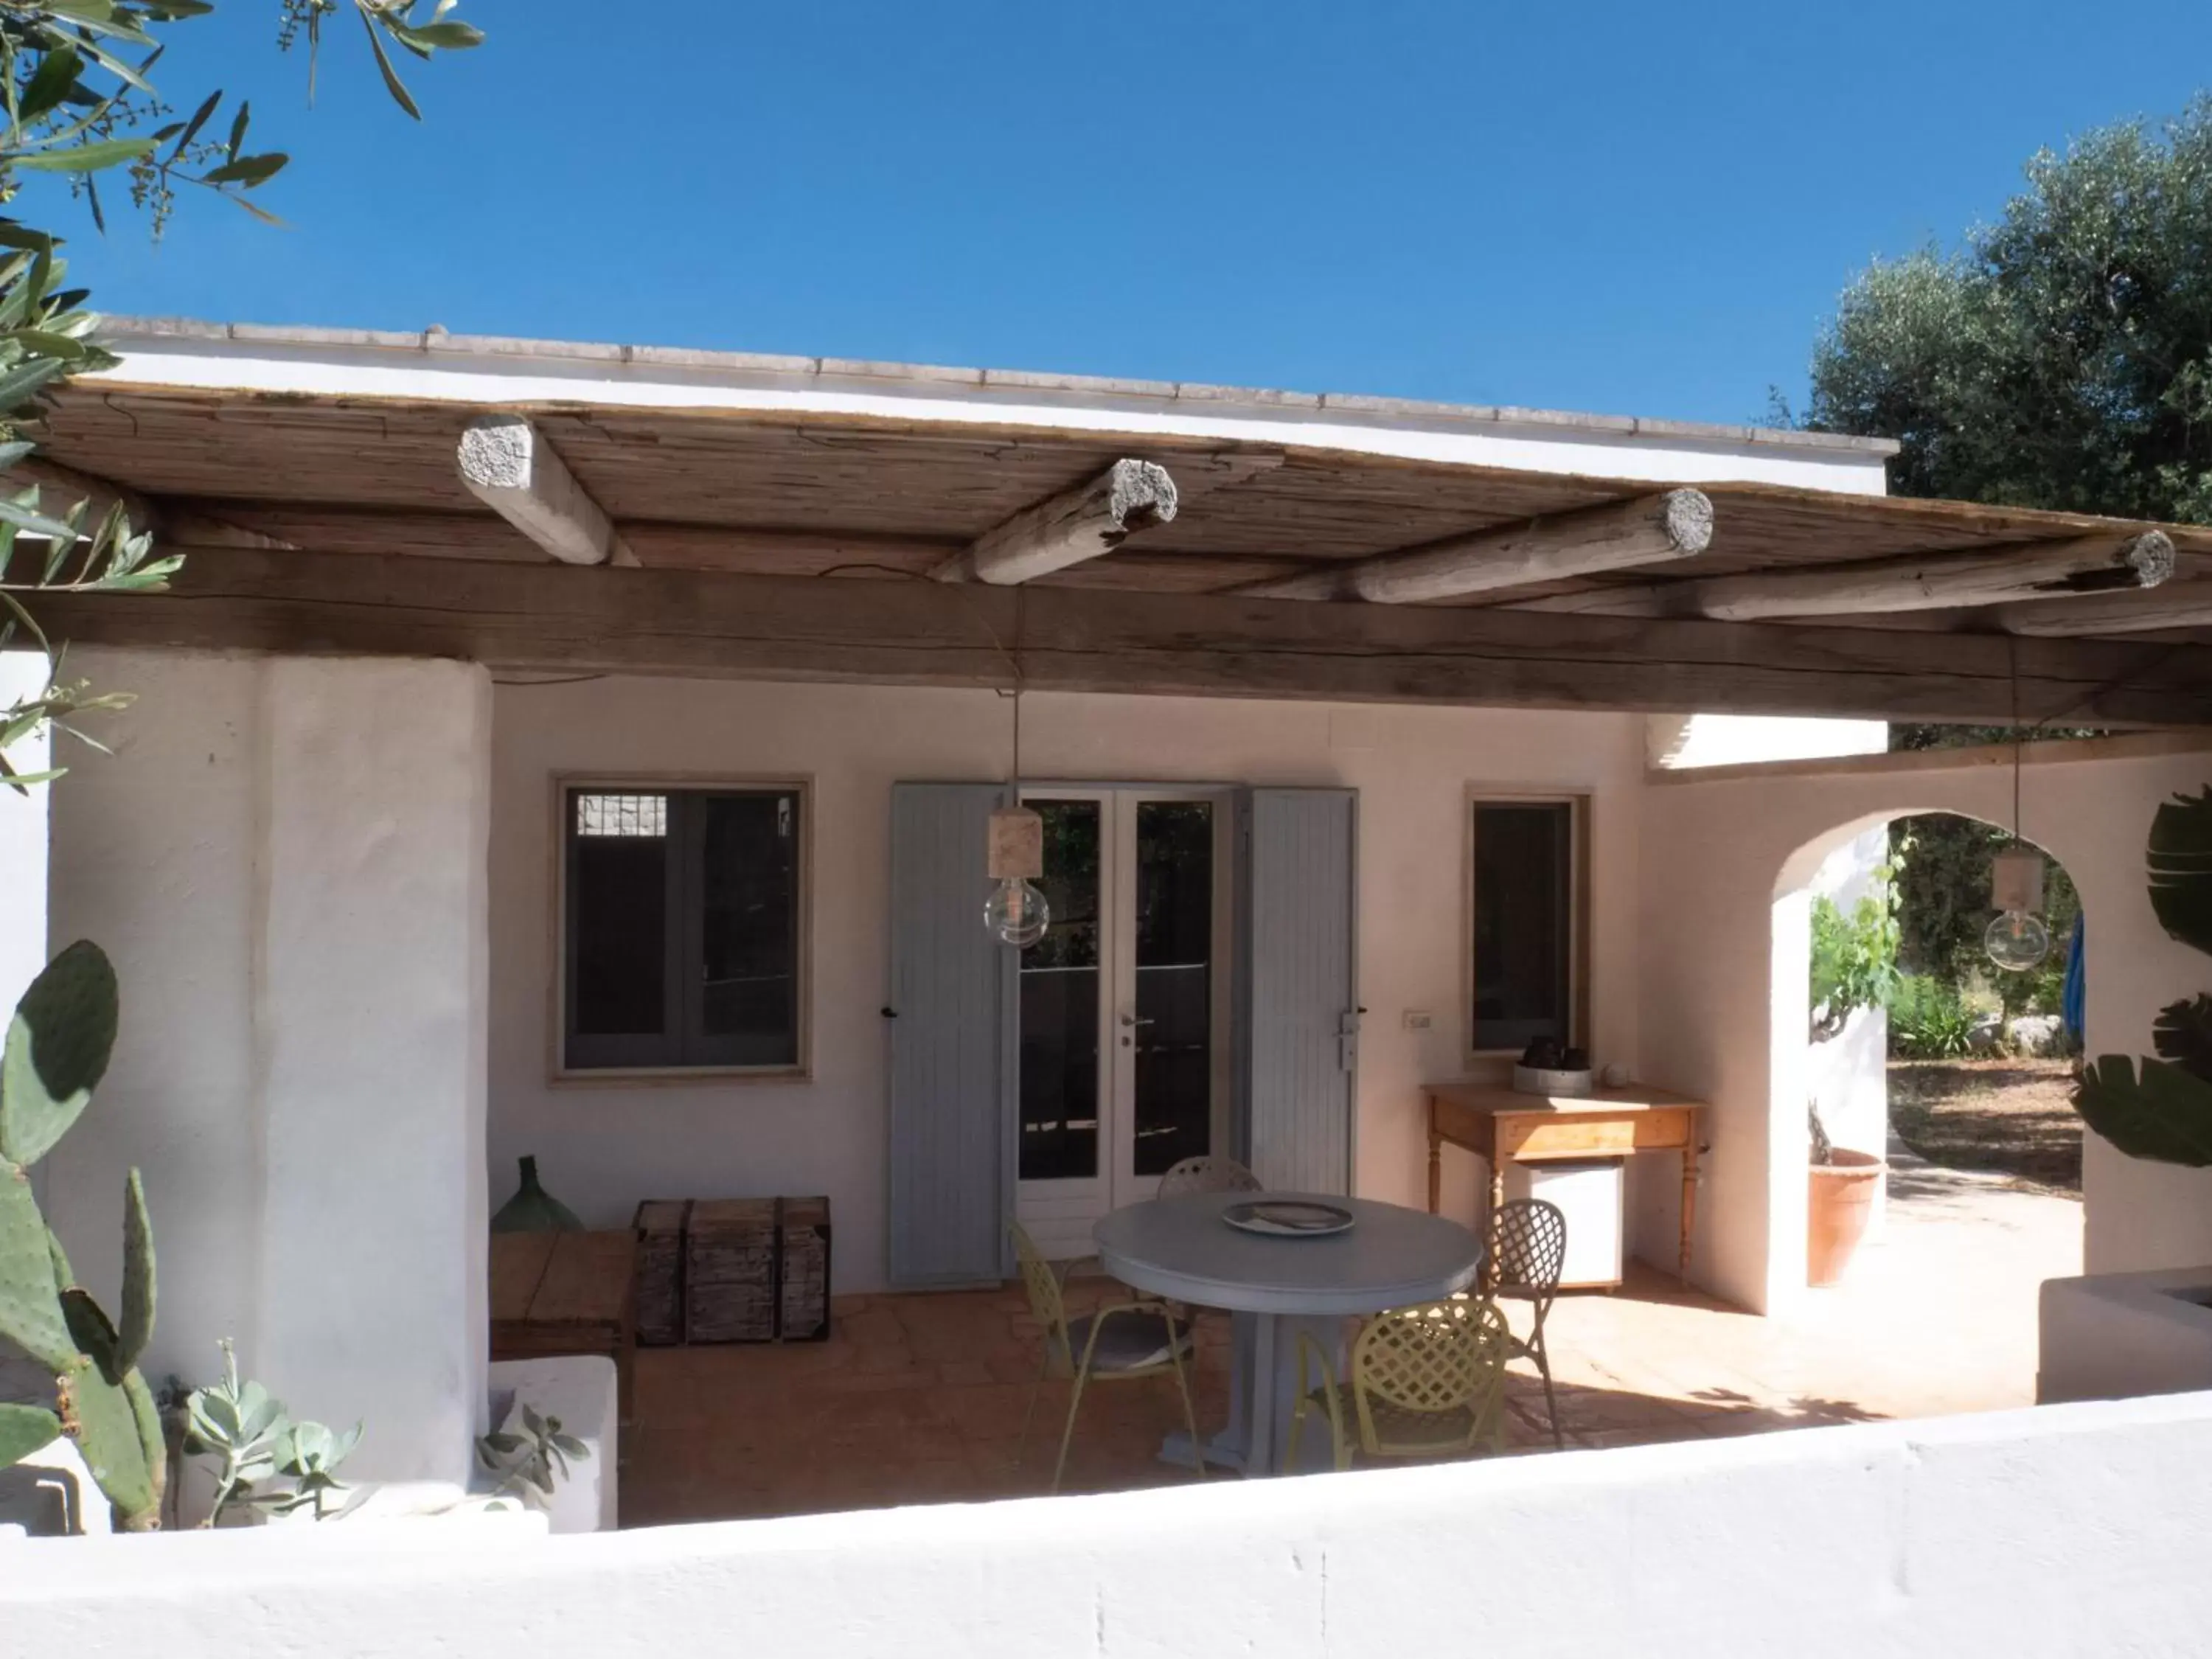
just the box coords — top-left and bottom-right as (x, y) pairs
(93, 315), (1904, 459)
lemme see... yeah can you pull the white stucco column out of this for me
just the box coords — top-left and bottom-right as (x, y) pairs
(0, 649), (49, 1211)
(0, 649), (50, 1006)
(46, 648), (492, 1490)
(254, 657), (492, 1484)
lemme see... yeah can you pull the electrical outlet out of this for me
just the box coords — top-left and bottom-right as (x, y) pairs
(1402, 1009), (1433, 1032)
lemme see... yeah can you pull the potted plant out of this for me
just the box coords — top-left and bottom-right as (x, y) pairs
(1807, 1102), (1882, 1287)
(1806, 891), (1899, 1285)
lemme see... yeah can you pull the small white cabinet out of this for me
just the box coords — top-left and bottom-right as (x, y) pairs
(1504, 1157), (1625, 1289)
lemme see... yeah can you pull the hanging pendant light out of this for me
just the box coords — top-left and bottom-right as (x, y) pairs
(984, 599), (1048, 949)
(1985, 714), (2050, 973)
(1986, 845), (2051, 973)
(985, 802), (1049, 948)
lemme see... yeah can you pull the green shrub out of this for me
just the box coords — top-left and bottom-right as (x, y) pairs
(1811, 889), (1901, 1039)
(1892, 975), (1978, 1059)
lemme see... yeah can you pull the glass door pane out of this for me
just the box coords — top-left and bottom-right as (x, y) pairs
(1131, 801), (1214, 1177)
(1019, 799), (1102, 1181)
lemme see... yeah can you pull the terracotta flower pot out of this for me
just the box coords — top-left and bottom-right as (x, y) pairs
(1807, 1149), (1882, 1287)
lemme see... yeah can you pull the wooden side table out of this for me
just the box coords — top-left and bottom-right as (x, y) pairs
(490, 1230), (639, 1458)
(1424, 1079), (1707, 1283)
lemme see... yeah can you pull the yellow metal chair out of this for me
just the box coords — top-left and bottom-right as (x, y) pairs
(1008, 1220), (1206, 1494)
(1287, 1297), (1512, 1472)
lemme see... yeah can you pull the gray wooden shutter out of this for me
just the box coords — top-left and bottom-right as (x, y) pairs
(1235, 787), (1358, 1194)
(887, 782), (1012, 1288)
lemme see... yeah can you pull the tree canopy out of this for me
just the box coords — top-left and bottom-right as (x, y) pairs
(0, 0), (481, 784)
(1806, 95), (2212, 524)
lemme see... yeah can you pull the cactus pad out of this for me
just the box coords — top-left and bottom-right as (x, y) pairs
(0, 941), (118, 1168)
(58, 1360), (158, 1529)
(0, 1401), (60, 1468)
(120, 1168), (152, 1368)
(0, 1159), (75, 1371)
(60, 1287), (121, 1384)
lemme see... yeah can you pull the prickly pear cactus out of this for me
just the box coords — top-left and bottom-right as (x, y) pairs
(0, 941), (163, 1530)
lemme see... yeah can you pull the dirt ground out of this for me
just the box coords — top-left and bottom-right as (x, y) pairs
(1886, 1057), (2081, 1192)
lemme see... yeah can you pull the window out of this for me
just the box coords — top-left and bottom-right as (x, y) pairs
(1470, 798), (1582, 1054)
(562, 784), (805, 1074)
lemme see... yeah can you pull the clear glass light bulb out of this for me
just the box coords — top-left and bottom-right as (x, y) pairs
(1985, 909), (2051, 973)
(984, 877), (1049, 948)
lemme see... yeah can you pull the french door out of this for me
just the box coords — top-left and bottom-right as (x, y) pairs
(1015, 787), (1233, 1257)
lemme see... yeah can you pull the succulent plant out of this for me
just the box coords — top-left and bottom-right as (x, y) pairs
(184, 1338), (361, 1523)
(0, 940), (164, 1531)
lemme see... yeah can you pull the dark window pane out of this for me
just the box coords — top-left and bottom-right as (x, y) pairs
(571, 793), (668, 1037)
(1133, 801), (1212, 1177)
(698, 792), (800, 1066)
(1020, 800), (1100, 1180)
(566, 787), (805, 1071)
(1472, 803), (1573, 1052)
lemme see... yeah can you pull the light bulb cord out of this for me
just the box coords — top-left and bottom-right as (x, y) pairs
(2009, 636), (2024, 847)
(1009, 584), (1026, 794)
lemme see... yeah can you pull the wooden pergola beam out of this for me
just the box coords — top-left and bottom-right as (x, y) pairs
(32, 546), (2212, 727)
(0, 454), (292, 549)
(933, 458), (1178, 585)
(1998, 581), (2212, 638)
(1238, 489), (1714, 605)
(457, 415), (636, 567)
(1694, 530), (2174, 621)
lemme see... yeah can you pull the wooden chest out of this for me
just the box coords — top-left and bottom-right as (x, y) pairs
(778, 1196), (832, 1343)
(632, 1199), (691, 1347)
(684, 1198), (779, 1343)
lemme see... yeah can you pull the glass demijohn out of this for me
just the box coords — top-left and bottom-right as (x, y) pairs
(986, 877), (1050, 948)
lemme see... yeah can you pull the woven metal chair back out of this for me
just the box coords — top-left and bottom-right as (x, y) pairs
(1352, 1297), (1509, 1417)
(1006, 1219), (1071, 1362)
(1489, 1197), (1568, 1314)
(1158, 1155), (1264, 1197)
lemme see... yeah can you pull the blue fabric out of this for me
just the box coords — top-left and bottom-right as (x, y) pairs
(2063, 919), (2087, 1042)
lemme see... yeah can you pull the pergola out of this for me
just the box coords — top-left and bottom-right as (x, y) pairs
(24, 320), (2212, 726)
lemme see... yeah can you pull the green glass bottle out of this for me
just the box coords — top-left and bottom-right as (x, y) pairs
(491, 1155), (582, 1233)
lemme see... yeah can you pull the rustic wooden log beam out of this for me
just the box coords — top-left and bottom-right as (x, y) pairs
(1997, 581), (2212, 637)
(0, 454), (292, 549)
(457, 414), (636, 567)
(1540, 530), (2177, 622)
(1238, 489), (1714, 604)
(30, 547), (2212, 726)
(932, 458), (1178, 585)
(1695, 530), (2174, 621)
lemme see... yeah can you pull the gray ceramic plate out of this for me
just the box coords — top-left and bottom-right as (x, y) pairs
(1222, 1200), (1356, 1238)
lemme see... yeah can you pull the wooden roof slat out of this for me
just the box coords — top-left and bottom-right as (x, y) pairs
(28, 383), (2212, 642)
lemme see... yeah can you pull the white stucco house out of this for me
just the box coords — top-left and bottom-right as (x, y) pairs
(6, 320), (2212, 1640)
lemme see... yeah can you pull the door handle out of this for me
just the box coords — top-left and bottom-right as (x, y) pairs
(1119, 1015), (1155, 1029)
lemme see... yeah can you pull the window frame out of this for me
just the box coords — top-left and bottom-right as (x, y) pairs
(549, 773), (813, 1085)
(1464, 788), (1590, 1062)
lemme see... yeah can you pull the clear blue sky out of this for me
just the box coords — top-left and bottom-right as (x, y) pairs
(59, 0), (2212, 427)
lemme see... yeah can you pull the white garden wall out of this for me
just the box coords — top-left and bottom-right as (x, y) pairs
(9, 1390), (2212, 1657)
(487, 680), (1652, 1289)
(44, 647), (494, 1487)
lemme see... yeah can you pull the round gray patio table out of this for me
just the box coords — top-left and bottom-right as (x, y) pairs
(1094, 1191), (1484, 1476)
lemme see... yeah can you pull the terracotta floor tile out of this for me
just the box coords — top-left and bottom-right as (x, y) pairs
(621, 1166), (2074, 1528)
